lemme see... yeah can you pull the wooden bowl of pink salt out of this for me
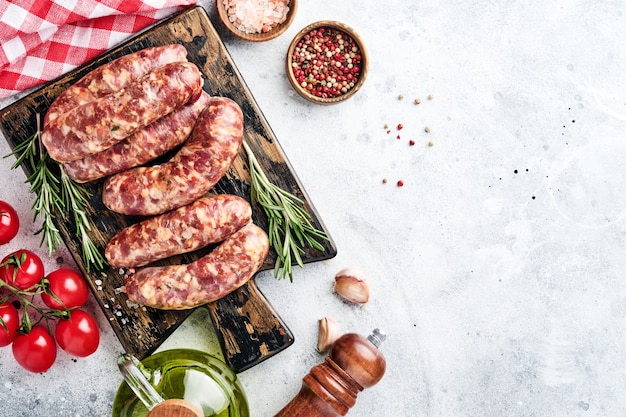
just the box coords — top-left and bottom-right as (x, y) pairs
(216, 0), (297, 42)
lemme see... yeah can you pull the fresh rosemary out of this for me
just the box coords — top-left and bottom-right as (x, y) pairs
(243, 141), (328, 281)
(4, 115), (106, 271)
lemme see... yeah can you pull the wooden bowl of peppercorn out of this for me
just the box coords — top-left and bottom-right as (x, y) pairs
(286, 20), (368, 104)
(216, 0), (298, 42)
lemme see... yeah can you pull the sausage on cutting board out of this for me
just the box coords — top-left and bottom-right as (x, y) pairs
(42, 61), (203, 163)
(102, 96), (244, 216)
(44, 44), (188, 127)
(64, 91), (210, 183)
(122, 223), (269, 310)
(105, 193), (252, 268)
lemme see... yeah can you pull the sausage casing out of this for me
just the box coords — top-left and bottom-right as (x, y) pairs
(102, 96), (244, 216)
(105, 193), (252, 268)
(42, 61), (203, 163)
(122, 223), (269, 310)
(63, 91), (210, 183)
(44, 44), (188, 127)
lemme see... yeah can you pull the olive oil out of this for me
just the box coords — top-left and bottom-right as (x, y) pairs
(112, 349), (249, 417)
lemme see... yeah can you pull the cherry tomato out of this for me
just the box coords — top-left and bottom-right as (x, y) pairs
(0, 302), (19, 347)
(0, 249), (45, 290)
(55, 309), (100, 357)
(0, 200), (19, 245)
(12, 326), (57, 373)
(41, 268), (89, 310)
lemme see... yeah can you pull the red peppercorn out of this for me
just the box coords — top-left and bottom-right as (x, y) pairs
(397, 124), (403, 130)
(397, 180), (404, 187)
(409, 140), (415, 146)
(290, 26), (363, 99)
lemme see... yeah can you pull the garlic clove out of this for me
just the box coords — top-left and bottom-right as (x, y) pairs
(333, 267), (370, 304)
(317, 316), (340, 353)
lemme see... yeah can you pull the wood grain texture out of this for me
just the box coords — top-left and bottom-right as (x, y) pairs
(0, 6), (336, 373)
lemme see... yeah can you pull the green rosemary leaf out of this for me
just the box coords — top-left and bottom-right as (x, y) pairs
(5, 132), (37, 169)
(60, 168), (107, 272)
(4, 116), (107, 271)
(243, 141), (329, 281)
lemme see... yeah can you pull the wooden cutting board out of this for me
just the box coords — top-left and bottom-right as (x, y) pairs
(0, 6), (337, 373)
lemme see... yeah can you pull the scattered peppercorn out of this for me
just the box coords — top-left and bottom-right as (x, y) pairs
(409, 140), (415, 146)
(397, 180), (404, 187)
(427, 93), (434, 100)
(384, 123), (389, 129)
(290, 26), (363, 99)
(382, 178), (388, 184)
(414, 98), (421, 105)
(397, 123), (404, 130)
(424, 126), (431, 133)
(398, 94), (404, 100)
(428, 140), (434, 147)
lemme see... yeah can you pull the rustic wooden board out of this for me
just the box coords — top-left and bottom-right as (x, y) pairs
(0, 6), (336, 373)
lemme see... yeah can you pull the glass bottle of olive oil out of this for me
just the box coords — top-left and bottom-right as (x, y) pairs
(112, 349), (249, 417)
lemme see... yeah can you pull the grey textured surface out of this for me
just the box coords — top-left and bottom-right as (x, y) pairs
(1, 0), (625, 416)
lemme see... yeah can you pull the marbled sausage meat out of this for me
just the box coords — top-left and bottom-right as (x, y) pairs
(102, 96), (244, 216)
(64, 91), (210, 183)
(42, 61), (203, 163)
(105, 193), (252, 268)
(122, 223), (269, 310)
(44, 44), (188, 127)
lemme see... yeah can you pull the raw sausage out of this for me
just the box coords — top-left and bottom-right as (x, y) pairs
(122, 223), (269, 310)
(42, 61), (203, 163)
(105, 193), (252, 268)
(102, 96), (244, 216)
(44, 44), (188, 127)
(63, 91), (210, 183)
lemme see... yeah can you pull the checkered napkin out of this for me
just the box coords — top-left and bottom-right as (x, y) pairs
(0, 0), (197, 101)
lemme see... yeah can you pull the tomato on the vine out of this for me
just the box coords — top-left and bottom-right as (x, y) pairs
(1, 249), (45, 290)
(0, 302), (19, 347)
(0, 200), (19, 245)
(12, 326), (57, 373)
(55, 309), (99, 357)
(41, 268), (89, 310)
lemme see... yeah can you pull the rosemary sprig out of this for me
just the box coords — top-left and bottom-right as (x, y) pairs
(4, 115), (106, 271)
(243, 141), (328, 281)
(8, 120), (64, 253)
(59, 167), (106, 271)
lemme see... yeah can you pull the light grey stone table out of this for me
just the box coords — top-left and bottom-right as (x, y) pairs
(1, 1), (625, 416)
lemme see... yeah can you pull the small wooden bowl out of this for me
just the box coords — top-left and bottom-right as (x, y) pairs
(286, 21), (368, 104)
(216, 0), (298, 42)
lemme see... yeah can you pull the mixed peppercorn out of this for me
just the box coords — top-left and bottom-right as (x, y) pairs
(382, 93), (436, 188)
(290, 26), (363, 99)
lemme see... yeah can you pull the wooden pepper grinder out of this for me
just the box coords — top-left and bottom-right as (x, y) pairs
(274, 328), (387, 417)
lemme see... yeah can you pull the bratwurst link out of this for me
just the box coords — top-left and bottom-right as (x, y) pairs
(102, 96), (244, 216)
(105, 194), (252, 268)
(42, 61), (203, 163)
(43, 44), (189, 127)
(63, 91), (210, 183)
(122, 223), (269, 310)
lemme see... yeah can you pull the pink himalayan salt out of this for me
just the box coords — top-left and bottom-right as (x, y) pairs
(223, 0), (290, 34)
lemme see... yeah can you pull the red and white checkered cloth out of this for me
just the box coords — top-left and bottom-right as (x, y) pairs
(0, 0), (197, 101)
